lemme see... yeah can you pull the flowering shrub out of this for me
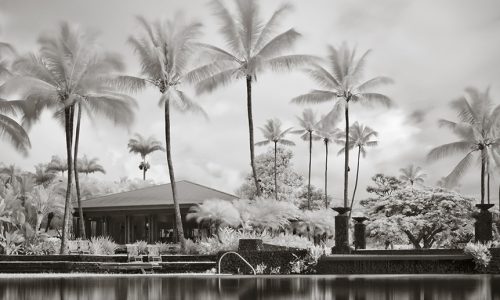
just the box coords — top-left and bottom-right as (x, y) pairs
(464, 242), (492, 271)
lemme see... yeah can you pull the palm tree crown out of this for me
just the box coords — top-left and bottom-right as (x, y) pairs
(337, 122), (379, 156)
(427, 87), (500, 204)
(186, 0), (313, 92)
(292, 43), (393, 209)
(46, 155), (67, 175)
(76, 155), (105, 175)
(128, 133), (165, 159)
(33, 164), (56, 187)
(399, 164), (426, 186)
(292, 108), (321, 141)
(255, 119), (294, 147)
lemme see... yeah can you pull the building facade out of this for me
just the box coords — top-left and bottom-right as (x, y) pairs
(74, 180), (237, 244)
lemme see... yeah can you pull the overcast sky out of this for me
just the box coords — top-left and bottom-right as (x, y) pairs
(1, 0), (500, 206)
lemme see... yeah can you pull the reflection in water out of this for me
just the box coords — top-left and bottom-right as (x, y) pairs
(0, 275), (498, 300)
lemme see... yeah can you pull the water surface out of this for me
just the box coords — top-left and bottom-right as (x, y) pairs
(0, 274), (498, 300)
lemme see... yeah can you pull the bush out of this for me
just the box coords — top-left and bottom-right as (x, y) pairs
(464, 242), (492, 271)
(266, 233), (314, 249)
(89, 236), (118, 255)
(134, 240), (148, 255)
(156, 242), (178, 254)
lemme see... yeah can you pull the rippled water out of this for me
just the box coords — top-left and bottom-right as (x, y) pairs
(0, 274), (498, 300)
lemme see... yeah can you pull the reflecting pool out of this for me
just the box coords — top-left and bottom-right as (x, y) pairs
(0, 274), (498, 300)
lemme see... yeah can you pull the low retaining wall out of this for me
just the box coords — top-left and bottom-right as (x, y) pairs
(0, 255), (128, 263)
(316, 254), (476, 274)
(218, 248), (308, 274)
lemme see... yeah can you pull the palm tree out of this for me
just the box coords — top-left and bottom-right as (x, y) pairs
(292, 43), (393, 209)
(255, 118), (295, 200)
(76, 155), (105, 176)
(316, 112), (341, 208)
(186, 0), (314, 196)
(10, 23), (128, 252)
(292, 109), (321, 209)
(113, 17), (206, 251)
(399, 164), (426, 186)
(33, 164), (56, 187)
(46, 155), (67, 176)
(428, 87), (500, 205)
(338, 122), (378, 216)
(127, 133), (165, 180)
(0, 40), (31, 155)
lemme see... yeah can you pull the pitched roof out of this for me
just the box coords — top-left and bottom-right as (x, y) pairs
(81, 180), (238, 209)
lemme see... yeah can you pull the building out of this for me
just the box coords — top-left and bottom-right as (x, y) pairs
(74, 180), (238, 244)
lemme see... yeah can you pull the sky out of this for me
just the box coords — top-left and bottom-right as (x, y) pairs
(1, 0), (500, 206)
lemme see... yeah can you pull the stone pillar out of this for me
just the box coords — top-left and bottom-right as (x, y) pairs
(475, 204), (494, 243)
(331, 207), (351, 254)
(353, 217), (368, 250)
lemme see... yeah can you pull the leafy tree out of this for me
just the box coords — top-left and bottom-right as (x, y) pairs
(361, 185), (475, 249)
(114, 17), (206, 250)
(255, 118), (294, 200)
(428, 87), (500, 205)
(237, 147), (303, 201)
(76, 155), (105, 175)
(46, 156), (67, 176)
(127, 133), (165, 180)
(292, 109), (321, 209)
(316, 112), (341, 208)
(399, 164), (426, 186)
(365, 173), (403, 197)
(292, 43), (393, 208)
(338, 121), (378, 216)
(187, 0), (313, 196)
(295, 184), (331, 211)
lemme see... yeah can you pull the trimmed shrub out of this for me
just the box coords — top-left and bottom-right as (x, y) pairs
(89, 236), (118, 255)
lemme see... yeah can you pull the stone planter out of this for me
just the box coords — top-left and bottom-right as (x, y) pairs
(331, 207), (352, 254)
(353, 217), (368, 250)
(474, 204), (494, 243)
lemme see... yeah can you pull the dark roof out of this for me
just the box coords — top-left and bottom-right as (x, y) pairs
(81, 180), (237, 209)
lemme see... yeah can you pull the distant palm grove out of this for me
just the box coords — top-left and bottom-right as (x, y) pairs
(0, 0), (499, 254)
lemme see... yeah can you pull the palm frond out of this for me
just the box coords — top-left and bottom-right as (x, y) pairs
(291, 90), (336, 105)
(255, 28), (301, 59)
(427, 141), (473, 162)
(195, 67), (239, 94)
(0, 114), (31, 156)
(253, 3), (292, 53)
(443, 151), (475, 187)
(357, 76), (393, 92)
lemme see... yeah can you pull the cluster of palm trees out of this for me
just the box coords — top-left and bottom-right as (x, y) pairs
(0, 0), (396, 252)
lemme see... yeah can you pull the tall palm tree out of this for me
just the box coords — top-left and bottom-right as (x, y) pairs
(399, 164), (426, 186)
(113, 17), (206, 250)
(76, 155), (105, 176)
(428, 87), (500, 205)
(186, 0), (314, 196)
(127, 133), (165, 180)
(338, 122), (378, 216)
(10, 23), (130, 252)
(292, 43), (393, 209)
(316, 112), (341, 208)
(255, 118), (295, 200)
(0, 40), (31, 155)
(46, 155), (67, 176)
(292, 109), (321, 209)
(33, 164), (56, 187)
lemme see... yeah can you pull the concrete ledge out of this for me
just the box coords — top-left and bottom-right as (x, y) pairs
(322, 254), (471, 261)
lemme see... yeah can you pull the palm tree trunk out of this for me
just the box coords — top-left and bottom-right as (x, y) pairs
(246, 75), (260, 197)
(307, 131), (313, 210)
(60, 105), (74, 254)
(73, 103), (86, 239)
(164, 100), (186, 251)
(481, 150), (485, 205)
(274, 141), (278, 200)
(487, 172), (490, 205)
(343, 102), (350, 208)
(324, 141), (328, 208)
(143, 158), (147, 181)
(349, 146), (362, 218)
